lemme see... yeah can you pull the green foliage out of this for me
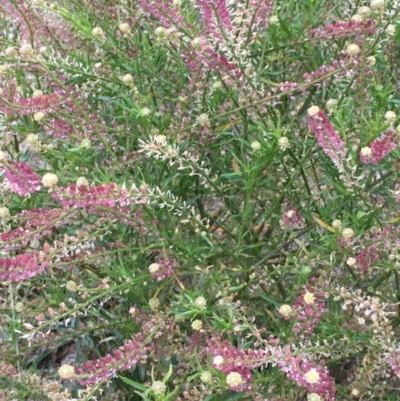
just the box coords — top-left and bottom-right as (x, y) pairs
(0, 0), (399, 400)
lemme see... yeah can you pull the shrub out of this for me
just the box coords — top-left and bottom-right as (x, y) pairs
(0, 0), (399, 400)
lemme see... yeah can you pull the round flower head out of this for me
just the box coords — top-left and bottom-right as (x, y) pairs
(226, 372), (243, 388)
(386, 24), (395, 36)
(279, 304), (292, 317)
(65, 280), (78, 292)
(4, 47), (17, 57)
(350, 14), (363, 22)
(357, 6), (371, 18)
(194, 296), (207, 309)
(346, 44), (360, 57)
(140, 107), (151, 117)
(33, 111), (45, 122)
(32, 89), (43, 98)
(191, 319), (203, 331)
(148, 263), (159, 273)
(303, 292), (315, 305)
(81, 138), (91, 148)
(26, 133), (39, 146)
(19, 43), (33, 56)
(342, 228), (354, 239)
(155, 27), (167, 38)
(58, 365), (75, 379)
(268, 15), (279, 25)
(76, 176), (89, 187)
(200, 371), (212, 383)
(119, 23), (130, 33)
(347, 257), (356, 267)
(304, 368), (320, 384)
(331, 219), (342, 230)
(326, 99), (338, 112)
(92, 27), (105, 40)
(360, 146), (372, 158)
(384, 111), (396, 124)
(278, 136), (290, 151)
(191, 37), (203, 50)
(370, 0), (385, 11)
(251, 141), (261, 151)
(151, 381), (166, 396)
(307, 105), (320, 116)
(15, 302), (24, 312)
(149, 297), (160, 310)
(0, 207), (10, 220)
(213, 355), (224, 366)
(42, 173), (58, 188)
(122, 74), (134, 85)
(196, 113), (210, 126)
(0, 65), (10, 77)
(308, 393), (322, 401)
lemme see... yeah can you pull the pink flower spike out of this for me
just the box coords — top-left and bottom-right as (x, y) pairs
(359, 131), (398, 164)
(0, 251), (49, 282)
(307, 106), (348, 172)
(3, 161), (41, 196)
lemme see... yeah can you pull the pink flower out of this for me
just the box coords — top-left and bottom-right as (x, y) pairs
(3, 161), (41, 196)
(276, 347), (335, 400)
(197, 0), (232, 31)
(387, 350), (400, 379)
(307, 107), (348, 171)
(280, 209), (303, 228)
(308, 20), (376, 41)
(149, 258), (179, 281)
(52, 182), (135, 208)
(0, 251), (49, 282)
(208, 336), (267, 391)
(291, 284), (328, 338)
(359, 131), (398, 164)
(74, 333), (150, 385)
(14, 93), (61, 116)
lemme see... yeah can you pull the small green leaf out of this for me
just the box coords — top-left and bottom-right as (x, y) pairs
(120, 376), (148, 391)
